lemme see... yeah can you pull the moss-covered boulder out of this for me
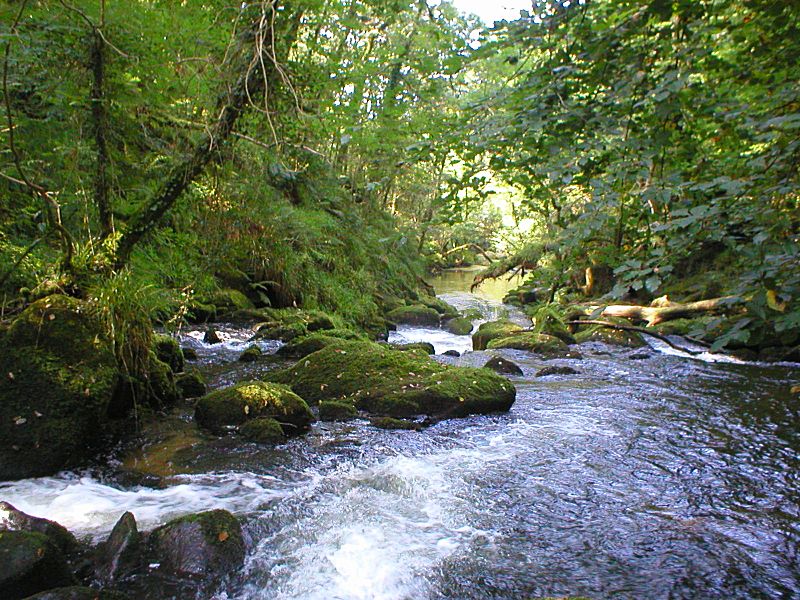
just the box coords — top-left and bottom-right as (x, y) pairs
(153, 334), (184, 374)
(146, 352), (180, 408)
(148, 510), (244, 577)
(472, 320), (524, 350)
(318, 400), (358, 421)
(195, 381), (314, 437)
(0, 295), (126, 480)
(487, 333), (573, 359)
(251, 322), (307, 342)
(268, 341), (515, 419)
(238, 417), (286, 443)
(277, 330), (363, 359)
(206, 289), (254, 317)
(370, 417), (417, 430)
(249, 308), (338, 342)
(443, 317), (473, 335)
(238, 345), (262, 362)
(0, 531), (74, 599)
(0, 502), (77, 554)
(574, 320), (646, 348)
(386, 304), (441, 326)
(176, 371), (207, 399)
(393, 342), (435, 354)
(419, 296), (459, 319)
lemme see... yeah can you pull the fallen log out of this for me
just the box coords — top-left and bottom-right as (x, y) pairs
(580, 296), (741, 327)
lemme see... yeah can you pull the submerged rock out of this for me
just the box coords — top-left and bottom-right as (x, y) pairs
(0, 530), (74, 599)
(535, 366), (580, 377)
(484, 356), (524, 376)
(386, 304), (441, 326)
(95, 512), (140, 584)
(472, 320), (524, 350)
(267, 340), (515, 420)
(195, 381), (314, 437)
(0, 295), (126, 479)
(148, 510), (245, 578)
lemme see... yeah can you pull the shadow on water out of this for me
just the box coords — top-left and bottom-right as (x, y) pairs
(1, 269), (800, 599)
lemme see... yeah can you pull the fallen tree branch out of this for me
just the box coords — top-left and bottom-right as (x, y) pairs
(580, 296), (740, 327)
(567, 319), (704, 355)
(442, 243), (495, 264)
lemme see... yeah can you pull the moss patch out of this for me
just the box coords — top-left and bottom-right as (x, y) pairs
(472, 320), (524, 350)
(195, 381), (314, 436)
(486, 333), (572, 358)
(318, 400), (358, 421)
(153, 334), (184, 373)
(277, 330), (363, 358)
(267, 340), (515, 419)
(443, 317), (473, 335)
(419, 296), (459, 319)
(386, 304), (441, 326)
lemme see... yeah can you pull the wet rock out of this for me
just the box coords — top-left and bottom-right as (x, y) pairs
(419, 296), (459, 319)
(370, 417), (418, 430)
(535, 366), (580, 377)
(195, 381), (314, 437)
(443, 317), (473, 335)
(277, 331), (364, 359)
(484, 356), (524, 376)
(574, 320), (646, 348)
(251, 322), (307, 342)
(0, 502), (77, 553)
(203, 329), (222, 345)
(22, 587), (128, 600)
(442, 350), (461, 357)
(628, 352), (651, 360)
(0, 531), (74, 599)
(181, 347), (198, 361)
(95, 512), (140, 584)
(487, 333), (572, 359)
(175, 371), (207, 399)
(386, 304), (441, 326)
(148, 510), (245, 578)
(146, 353), (179, 408)
(318, 400), (358, 421)
(0, 295), (126, 480)
(238, 417), (285, 444)
(394, 342), (435, 355)
(237, 345), (262, 362)
(153, 335), (184, 374)
(472, 320), (524, 351)
(267, 340), (515, 419)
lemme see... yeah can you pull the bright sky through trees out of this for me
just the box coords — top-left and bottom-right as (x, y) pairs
(447, 0), (532, 24)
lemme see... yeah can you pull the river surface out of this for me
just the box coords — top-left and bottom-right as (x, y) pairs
(2, 269), (800, 599)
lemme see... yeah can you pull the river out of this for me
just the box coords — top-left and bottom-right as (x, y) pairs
(2, 269), (799, 599)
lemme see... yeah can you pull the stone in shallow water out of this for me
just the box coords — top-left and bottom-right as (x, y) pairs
(484, 356), (524, 376)
(237, 344), (262, 362)
(95, 511), (140, 584)
(535, 366), (580, 377)
(203, 328), (222, 345)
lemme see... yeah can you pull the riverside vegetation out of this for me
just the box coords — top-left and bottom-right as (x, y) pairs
(1, 1), (799, 599)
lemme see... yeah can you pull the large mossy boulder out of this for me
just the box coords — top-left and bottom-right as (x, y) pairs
(574, 320), (646, 348)
(249, 308), (337, 342)
(0, 502), (77, 554)
(318, 400), (358, 421)
(472, 320), (524, 350)
(148, 510), (244, 578)
(0, 530), (74, 599)
(418, 296), (459, 320)
(195, 381), (314, 437)
(0, 295), (125, 480)
(276, 330), (363, 359)
(486, 332), (573, 358)
(386, 304), (441, 326)
(267, 341), (515, 419)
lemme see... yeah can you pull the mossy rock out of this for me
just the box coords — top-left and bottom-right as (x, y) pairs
(176, 371), (207, 399)
(386, 304), (441, 326)
(267, 340), (515, 419)
(251, 322), (308, 342)
(195, 381), (314, 436)
(370, 417), (417, 430)
(443, 317), (473, 335)
(487, 333), (572, 358)
(318, 400), (358, 421)
(187, 301), (216, 323)
(238, 345), (263, 362)
(0, 295), (126, 480)
(393, 342), (435, 354)
(206, 289), (254, 317)
(181, 346), (199, 361)
(238, 417), (286, 444)
(472, 320), (524, 350)
(148, 509), (244, 578)
(146, 352), (180, 408)
(419, 296), (459, 319)
(0, 531), (74, 599)
(153, 334), (184, 374)
(0, 501), (77, 554)
(277, 331), (363, 359)
(574, 320), (646, 348)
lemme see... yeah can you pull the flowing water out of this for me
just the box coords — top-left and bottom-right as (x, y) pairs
(2, 270), (800, 599)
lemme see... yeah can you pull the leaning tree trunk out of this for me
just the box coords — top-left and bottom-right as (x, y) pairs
(114, 2), (286, 266)
(579, 296), (740, 327)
